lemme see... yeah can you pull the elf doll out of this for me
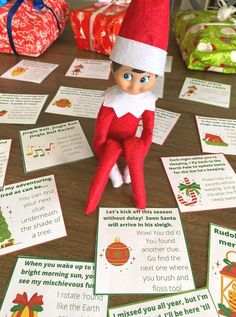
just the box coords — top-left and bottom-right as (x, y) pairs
(85, 0), (169, 214)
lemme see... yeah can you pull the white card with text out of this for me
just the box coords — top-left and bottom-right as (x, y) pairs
(20, 120), (93, 172)
(179, 77), (231, 108)
(1, 60), (58, 84)
(162, 154), (236, 212)
(45, 86), (103, 118)
(95, 208), (195, 295)
(0, 94), (47, 124)
(165, 56), (173, 73)
(196, 115), (236, 155)
(65, 58), (111, 80)
(0, 139), (11, 187)
(0, 175), (66, 256)
(152, 76), (165, 98)
(208, 223), (236, 317)
(0, 257), (108, 317)
(109, 288), (218, 317)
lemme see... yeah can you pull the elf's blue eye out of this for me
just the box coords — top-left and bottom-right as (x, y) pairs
(140, 76), (149, 84)
(123, 73), (132, 81)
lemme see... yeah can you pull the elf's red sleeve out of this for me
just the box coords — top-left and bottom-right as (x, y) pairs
(140, 109), (155, 155)
(93, 105), (115, 157)
(124, 109), (155, 159)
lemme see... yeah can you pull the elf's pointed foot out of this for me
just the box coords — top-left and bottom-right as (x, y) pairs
(84, 198), (98, 215)
(135, 202), (146, 211)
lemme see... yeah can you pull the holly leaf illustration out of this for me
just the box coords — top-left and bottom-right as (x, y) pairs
(10, 304), (24, 312)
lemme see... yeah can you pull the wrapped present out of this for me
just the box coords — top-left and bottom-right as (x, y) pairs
(70, 1), (130, 56)
(173, 7), (236, 73)
(0, 0), (69, 57)
(10, 292), (43, 317)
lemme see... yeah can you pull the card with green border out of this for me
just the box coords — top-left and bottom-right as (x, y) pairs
(19, 120), (93, 173)
(207, 223), (236, 317)
(0, 256), (108, 316)
(95, 208), (195, 295)
(108, 288), (218, 317)
(0, 174), (66, 256)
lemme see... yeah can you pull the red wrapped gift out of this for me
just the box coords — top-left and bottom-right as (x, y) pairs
(0, 0), (69, 57)
(70, 1), (129, 56)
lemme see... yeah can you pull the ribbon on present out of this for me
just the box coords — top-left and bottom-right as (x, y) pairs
(10, 292), (44, 316)
(6, 0), (61, 55)
(217, 0), (236, 24)
(178, 181), (201, 196)
(89, 0), (129, 51)
(98, 0), (131, 5)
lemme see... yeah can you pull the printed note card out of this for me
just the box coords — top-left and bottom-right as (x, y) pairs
(0, 257), (108, 317)
(1, 60), (58, 84)
(20, 120), (93, 172)
(162, 154), (236, 212)
(208, 223), (236, 317)
(165, 55), (173, 73)
(45, 86), (103, 118)
(179, 77), (231, 108)
(65, 58), (111, 80)
(109, 288), (218, 317)
(151, 76), (165, 98)
(95, 208), (195, 295)
(196, 115), (236, 155)
(0, 139), (11, 187)
(0, 93), (47, 124)
(0, 175), (66, 256)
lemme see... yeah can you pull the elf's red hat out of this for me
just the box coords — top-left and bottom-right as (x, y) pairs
(110, 0), (170, 76)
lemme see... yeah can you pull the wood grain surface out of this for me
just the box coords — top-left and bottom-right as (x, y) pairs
(0, 20), (236, 308)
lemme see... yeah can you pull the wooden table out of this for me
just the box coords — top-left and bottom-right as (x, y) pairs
(0, 19), (236, 309)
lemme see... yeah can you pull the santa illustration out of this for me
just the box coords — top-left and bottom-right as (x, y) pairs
(85, 0), (169, 213)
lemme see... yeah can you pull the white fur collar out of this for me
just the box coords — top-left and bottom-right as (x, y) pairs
(103, 85), (156, 118)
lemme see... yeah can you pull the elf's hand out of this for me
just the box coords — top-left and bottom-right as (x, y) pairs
(124, 137), (146, 161)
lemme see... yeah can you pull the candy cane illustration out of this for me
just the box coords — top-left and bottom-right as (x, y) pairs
(177, 177), (201, 206)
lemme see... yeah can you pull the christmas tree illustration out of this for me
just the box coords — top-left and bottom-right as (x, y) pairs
(0, 206), (12, 243)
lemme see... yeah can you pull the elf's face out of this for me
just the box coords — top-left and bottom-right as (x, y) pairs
(113, 65), (156, 95)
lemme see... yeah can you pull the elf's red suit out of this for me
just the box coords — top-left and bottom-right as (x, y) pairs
(85, 85), (156, 214)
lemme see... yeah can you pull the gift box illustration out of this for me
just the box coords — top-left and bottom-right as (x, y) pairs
(70, 1), (130, 55)
(10, 292), (44, 317)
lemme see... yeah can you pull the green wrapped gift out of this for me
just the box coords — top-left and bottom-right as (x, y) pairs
(173, 10), (236, 73)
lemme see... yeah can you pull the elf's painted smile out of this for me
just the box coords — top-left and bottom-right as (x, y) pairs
(113, 66), (156, 95)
